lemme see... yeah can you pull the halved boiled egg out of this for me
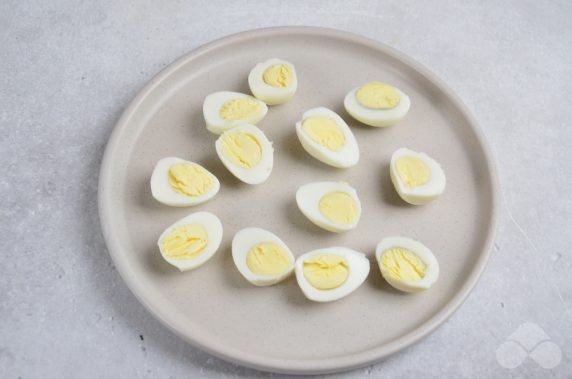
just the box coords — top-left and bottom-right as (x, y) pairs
(375, 236), (439, 292)
(296, 181), (361, 233)
(295, 247), (370, 302)
(150, 157), (219, 207)
(344, 81), (410, 127)
(215, 124), (274, 185)
(203, 91), (268, 134)
(248, 58), (297, 105)
(295, 107), (359, 168)
(390, 148), (446, 205)
(157, 212), (223, 271)
(232, 227), (295, 286)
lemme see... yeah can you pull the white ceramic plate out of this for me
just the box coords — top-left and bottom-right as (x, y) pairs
(99, 27), (498, 374)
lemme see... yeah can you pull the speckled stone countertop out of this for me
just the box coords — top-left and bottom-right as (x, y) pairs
(1, 1), (571, 377)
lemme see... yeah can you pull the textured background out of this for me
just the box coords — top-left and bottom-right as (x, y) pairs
(1, 0), (571, 377)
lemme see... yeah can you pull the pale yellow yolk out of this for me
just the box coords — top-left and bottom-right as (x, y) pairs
(319, 192), (358, 226)
(222, 131), (262, 168)
(219, 98), (260, 120)
(396, 156), (431, 188)
(356, 81), (400, 109)
(301, 116), (345, 151)
(262, 64), (293, 88)
(168, 163), (213, 197)
(246, 242), (291, 276)
(381, 247), (426, 281)
(303, 255), (349, 290)
(162, 224), (208, 260)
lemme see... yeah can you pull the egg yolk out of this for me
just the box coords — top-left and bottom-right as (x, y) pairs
(396, 156), (431, 188)
(303, 255), (349, 290)
(262, 64), (293, 88)
(381, 247), (426, 281)
(246, 242), (291, 276)
(168, 163), (213, 197)
(356, 81), (400, 109)
(222, 131), (262, 168)
(162, 224), (208, 260)
(302, 116), (345, 151)
(319, 192), (358, 226)
(219, 98), (260, 120)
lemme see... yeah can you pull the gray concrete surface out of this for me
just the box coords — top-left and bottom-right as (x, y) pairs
(1, 0), (571, 377)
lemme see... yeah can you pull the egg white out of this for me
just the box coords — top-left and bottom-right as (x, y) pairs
(248, 58), (297, 105)
(295, 107), (359, 168)
(203, 91), (268, 134)
(150, 157), (220, 207)
(296, 181), (361, 233)
(295, 247), (370, 302)
(215, 124), (274, 185)
(390, 147), (446, 205)
(232, 227), (295, 286)
(344, 85), (410, 127)
(375, 236), (439, 292)
(157, 212), (223, 272)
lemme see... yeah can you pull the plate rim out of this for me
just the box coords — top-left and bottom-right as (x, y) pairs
(98, 26), (499, 374)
